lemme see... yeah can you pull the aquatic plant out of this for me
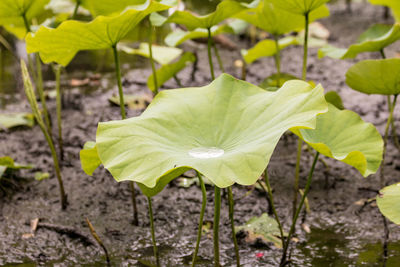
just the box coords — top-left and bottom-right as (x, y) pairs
(377, 183), (400, 225)
(81, 74), (328, 266)
(20, 60), (67, 209)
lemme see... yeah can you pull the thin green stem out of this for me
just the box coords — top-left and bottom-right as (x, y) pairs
(173, 75), (182, 87)
(273, 35), (281, 87)
(36, 54), (51, 133)
(213, 186), (221, 267)
(149, 24), (159, 95)
(264, 169), (285, 249)
(54, 65), (63, 160)
(380, 95), (398, 188)
(148, 197), (160, 267)
(207, 28), (215, 81)
(22, 13), (30, 34)
(281, 152), (319, 266)
(380, 49), (386, 59)
(112, 45), (126, 119)
(228, 187), (240, 267)
(293, 139), (303, 220)
(130, 181), (139, 226)
(213, 43), (225, 73)
(192, 172), (207, 267)
(72, 0), (80, 19)
(302, 12), (310, 81)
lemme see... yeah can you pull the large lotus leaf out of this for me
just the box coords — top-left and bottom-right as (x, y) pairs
(236, 0), (329, 36)
(166, 0), (247, 31)
(119, 43), (182, 65)
(95, 74), (328, 190)
(25, 0), (169, 66)
(319, 23), (400, 59)
(377, 183), (400, 224)
(267, 0), (329, 15)
(346, 59), (400, 95)
(0, 113), (35, 130)
(292, 104), (383, 177)
(241, 36), (298, 64)
(164, 24), (234, 47)
(369, 0), (400, 21)
(0, 0), (50, 39)
(147, 52), (196, 93)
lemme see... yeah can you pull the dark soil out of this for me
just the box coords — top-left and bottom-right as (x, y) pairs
(1, 2), (400, 266)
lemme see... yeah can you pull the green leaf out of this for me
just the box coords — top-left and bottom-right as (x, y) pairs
(0, 156), (34, 171)
(0, 113), (35, 130)
(369, 0), (400, 21)
(346, 58), (400, 95)
(80, 0), (147, 16)
(318, 23), (400, 59)
(324, 91), (344, 110)
(235, 213), (283, 248)
(259, 73), (299, 90)
(377, 183), (400, 224)
(119, 43), (182, 65)
(95, 74), (328, 194)
(236, 0), (329, 36)
(147, 52), (196, 93)
(26, 0), (170, 66)
(164, 24), (234, 47)
(35, 172), (50, 181)
(0, 0), (50, 39)
(267, 0), (329, 15)
(292, 104), (383, 177)
(80, 141), (102, 176)
(241, 36), (298, 64)
(167, 0), (247, 31)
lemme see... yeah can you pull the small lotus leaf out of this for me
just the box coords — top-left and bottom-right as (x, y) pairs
(377, 183), (400, 224)
(369, 0), (400, 21)
(119, 43), (182, 65)
(267, 0), (329, 15)
(26, 0), (170, 66)
(241, 36), (298, 64)
(324, 91), (344, 110)
(319, 23), (400, 59)
(80, 141), (102, 176)
(147, 52), (196, 92)
(164, 24), (234, 47)
(0, 113), (35, 130)
(259, 73), (299, 90)
(166, 0), (247, 31)
(235, 213), (283, 248)
(236, 0), (329, 36)
(0, 156), (34, 171)
(292, 104), (383, 177)
(0, 0), (50, 39)
(346, 58), (400, 95)
(95, 74), (328, 192)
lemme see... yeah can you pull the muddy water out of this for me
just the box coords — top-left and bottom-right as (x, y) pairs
(1, 2), (400, 267)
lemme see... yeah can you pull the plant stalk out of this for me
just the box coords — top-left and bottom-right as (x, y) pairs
(264, 169), (285, 249)
(72, 0), (81, 19)
(302, 12), (310, 81)
(130, 181), (139, 226)
(207, 28), (215, 80)
(281, 152), (319, 266)
(54, 65), (63, 160)
(86, 218), (111, 266)
(111, 45), (126, 119)
(380, 94), (398, 188)
(227, 187), (240, 267)
(192, 172), (207, 267)
(273, 34), (282, 87)
(148, 197), (160, 267)
(213, 186), (221, 267)
(293, 139), (303, 220)
(149, 24), (159, 95)
(213, 43), (225, 73)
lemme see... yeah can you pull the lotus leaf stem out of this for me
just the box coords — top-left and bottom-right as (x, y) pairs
(86, 218), (111, 266)
(149, 24), (159, 95)
(54, 65), (63, 160)
(192, 172), (207, 267)
(380, 94), (398, 187)
(130, 181), (139, 226)
(207, 28), (215, 80)
(213, 43), (225, 73)
(281, 152), (319, 266)
(72, 0), (81, 20)
(302, 12), (310, 81)
(227, 186), (240, 267)
(213, 186), (221, 267)
(263, 169), (285, 249)
(273, 35), (281, 87)
(148, 196), (160, 267)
